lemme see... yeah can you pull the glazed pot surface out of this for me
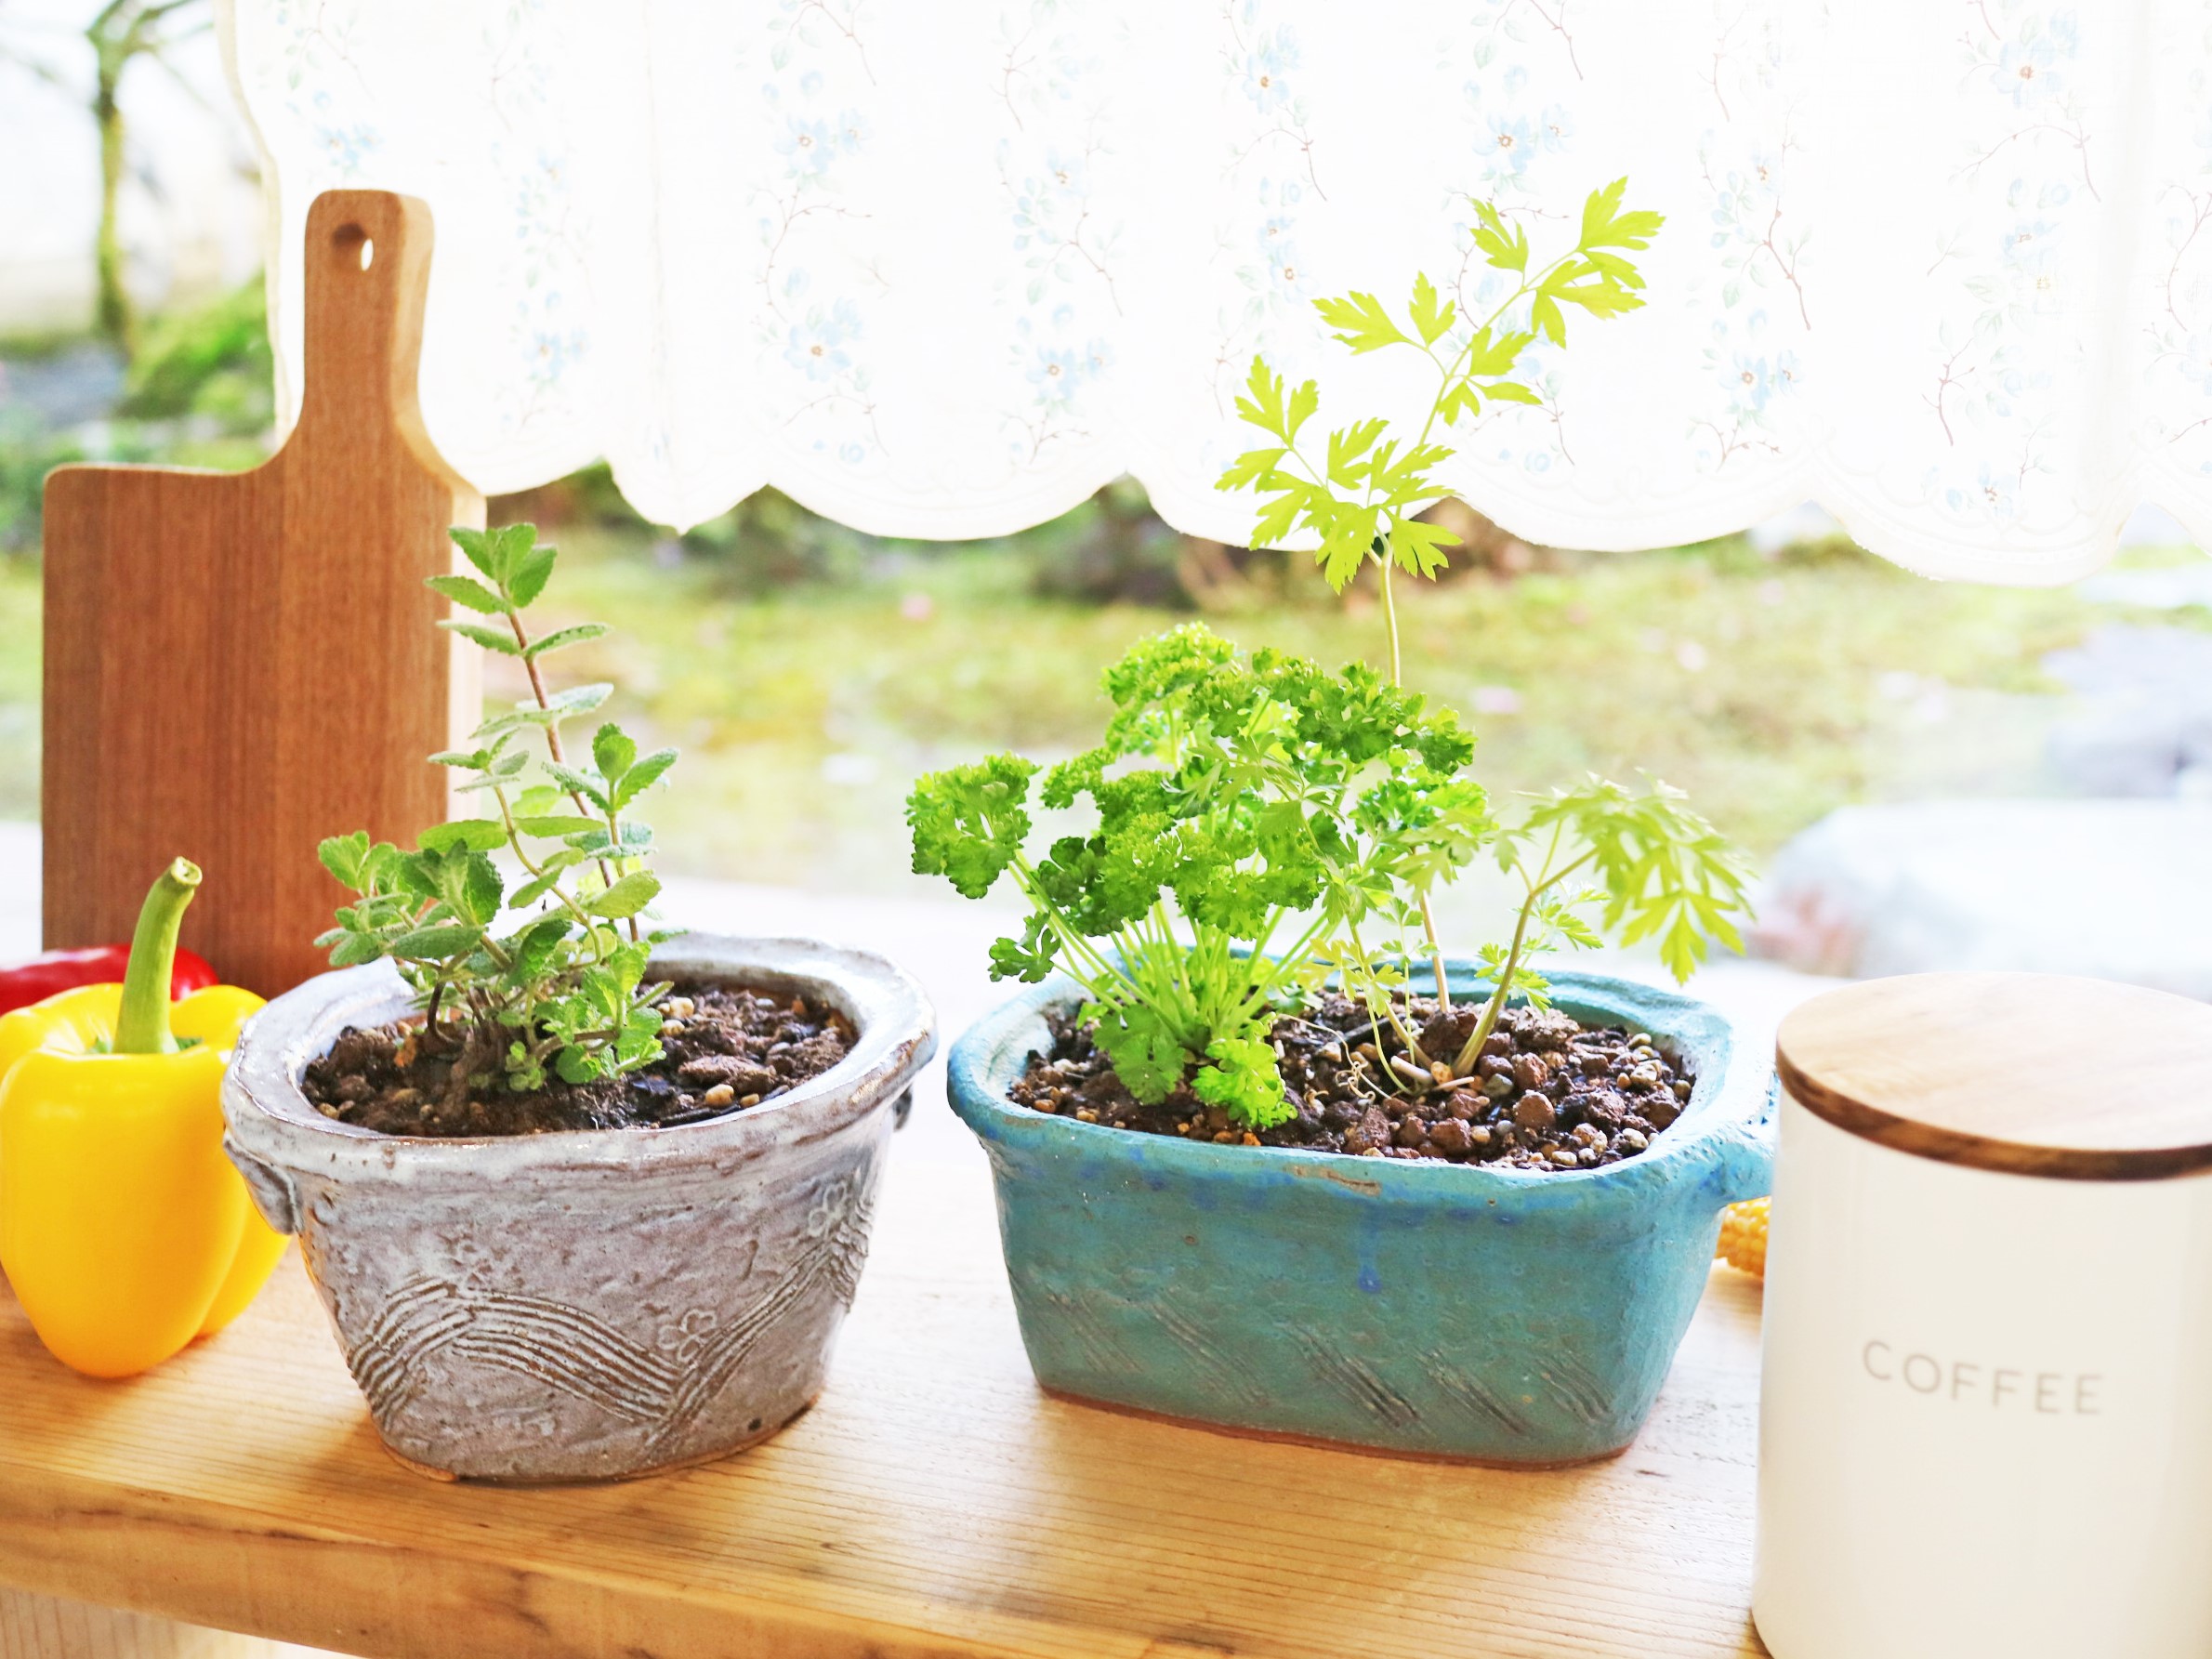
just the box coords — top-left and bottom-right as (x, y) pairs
(223, 933), (935, 1482)
(949, 965), (1771, 1462)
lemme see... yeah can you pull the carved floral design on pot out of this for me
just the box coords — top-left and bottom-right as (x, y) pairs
(346, 1165), (880, 1455)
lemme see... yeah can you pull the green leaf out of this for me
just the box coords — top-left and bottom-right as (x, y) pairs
(566, 822), (654, 858)
(439, 619), (522, 656)
(1324, 418), (1388, 489)
(1388, 517), (1459, 580)
(543, 682), (613, 718)
(448, 526), (499, 581)
(592, 722), (638, 785)
(326, 932), (387, 969)
(1481, 380), (1542, 406)
(1439, 381), (1482, 425)
(907, 754), (1037, 900)
(426, 574), (507, 614)
(524, 622), (610, 661)
(1231, 355), (1317, 444)
(987, 913), (1058, 983)
(1470, 199), (1530, 273)
(546, 764), (612, 811)
(419, 819), (509, 854)
(507, 540), (558, 608)
(461, 850), (506, 925)
(1407, 272), (1455, 347)
(1531, 294), (1566, 347)
(1463, 326), (1534, 377)
(585, 871), (662, 919)
(507, 849), (585, 909)
(1192, 1034), (1293, 1129)
(1314, 290), (1410, 355)
(1249, 487), (1305, 549)
(390, 923), (483, 960)
(1088, 1003), (1190, 1105)
(612, 747), (678, 810)
(1215, 445), (1288, 492)
(513, 814), (601, 837)
(485, 523), (538, 584)
(1578, 177), (1665, 252)
(318, 830), (373, 890)
(1552, 282), (1645, 320)
(1313, 502), (1379, 592)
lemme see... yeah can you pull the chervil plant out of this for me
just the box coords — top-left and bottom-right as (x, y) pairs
(907, 624), (1492, 1128)
(1448, 777), (1753, 1075)
(1215, 178), (1754, 1049)
(1216, 178), (1663, 685)
(318, 524), (678, 1100)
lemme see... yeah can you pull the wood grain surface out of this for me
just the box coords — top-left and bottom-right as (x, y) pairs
(0, 1161), (1768, 1659)
(1776, 971), (2212, 1180)
(0, 1589), (330, 1659)
(41, 189), (481, 998)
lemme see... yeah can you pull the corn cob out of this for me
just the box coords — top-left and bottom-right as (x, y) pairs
(1718, 1196), (1769, 1278)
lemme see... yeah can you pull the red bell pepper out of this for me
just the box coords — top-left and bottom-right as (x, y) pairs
(0, 942), (219, 1017)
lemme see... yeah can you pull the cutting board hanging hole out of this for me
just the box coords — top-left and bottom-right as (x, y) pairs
(332, 220), (373, 271)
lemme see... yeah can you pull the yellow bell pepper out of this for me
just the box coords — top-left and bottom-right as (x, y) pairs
(0, 859), (285, 1377)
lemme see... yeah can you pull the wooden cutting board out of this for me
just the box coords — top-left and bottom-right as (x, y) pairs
(41, 190), (481, 997)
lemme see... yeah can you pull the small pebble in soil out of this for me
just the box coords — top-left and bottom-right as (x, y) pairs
(1009, 993), (1696, 1173)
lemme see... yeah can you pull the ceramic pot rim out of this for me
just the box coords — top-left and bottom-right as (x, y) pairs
(947, 963), (1773, 1212)
(223, 931), (937, 1182)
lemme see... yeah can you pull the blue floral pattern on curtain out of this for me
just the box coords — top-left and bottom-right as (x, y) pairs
(226, 0), (2212, 579)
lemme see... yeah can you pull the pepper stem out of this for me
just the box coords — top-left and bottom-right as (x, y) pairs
(112, 858), (202, 1055)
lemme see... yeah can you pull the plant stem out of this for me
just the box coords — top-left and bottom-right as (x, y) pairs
(1344, 916), (1427, 1076)
(1418, 893), (1451, 1010)
(503, 606), (621, 895)
(601, 798), (641, 943)
(1377, 556), (1403, 688)
(1369, 554), (1451, 1011)
(1452, 842), (1598, 1074)
(112, 857), (199, 1054)
(490, 783), (610, 960)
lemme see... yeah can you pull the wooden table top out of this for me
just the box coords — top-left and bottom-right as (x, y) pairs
(0, 1157), (1767, 1659)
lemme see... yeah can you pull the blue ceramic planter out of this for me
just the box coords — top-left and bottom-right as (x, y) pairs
(948, 964), (1774, 1464)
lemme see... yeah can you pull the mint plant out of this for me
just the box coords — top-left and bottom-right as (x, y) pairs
(1212, 178), (1754, 1060)
(907, 624), (1492, 1127)
(317, 525), (678, 1101)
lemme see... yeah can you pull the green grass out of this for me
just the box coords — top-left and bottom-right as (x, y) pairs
(0, 558), (35, 822)
(467, 526), (2194, 899)
(0, 513), (2193, 907)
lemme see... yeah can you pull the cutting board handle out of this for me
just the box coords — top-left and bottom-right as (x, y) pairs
(298, 191), (438, 441)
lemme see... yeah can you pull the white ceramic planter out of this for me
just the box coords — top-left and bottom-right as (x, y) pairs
(1754, 972), (2212, 1659)
(221, 933), (935, 1484)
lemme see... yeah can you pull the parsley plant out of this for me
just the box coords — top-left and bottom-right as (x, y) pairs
(907, 625), (1491, 1127)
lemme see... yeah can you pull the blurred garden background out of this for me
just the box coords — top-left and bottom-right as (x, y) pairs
(7, 0), (2212, 976)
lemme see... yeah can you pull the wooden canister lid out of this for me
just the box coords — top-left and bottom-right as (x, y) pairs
(1776, 972), (2212, 1181)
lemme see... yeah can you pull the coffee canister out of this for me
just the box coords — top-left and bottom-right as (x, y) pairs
(1755, 972), (2212, 1659)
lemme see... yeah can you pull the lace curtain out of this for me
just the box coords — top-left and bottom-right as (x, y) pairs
(223, 0), (2212, 580)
